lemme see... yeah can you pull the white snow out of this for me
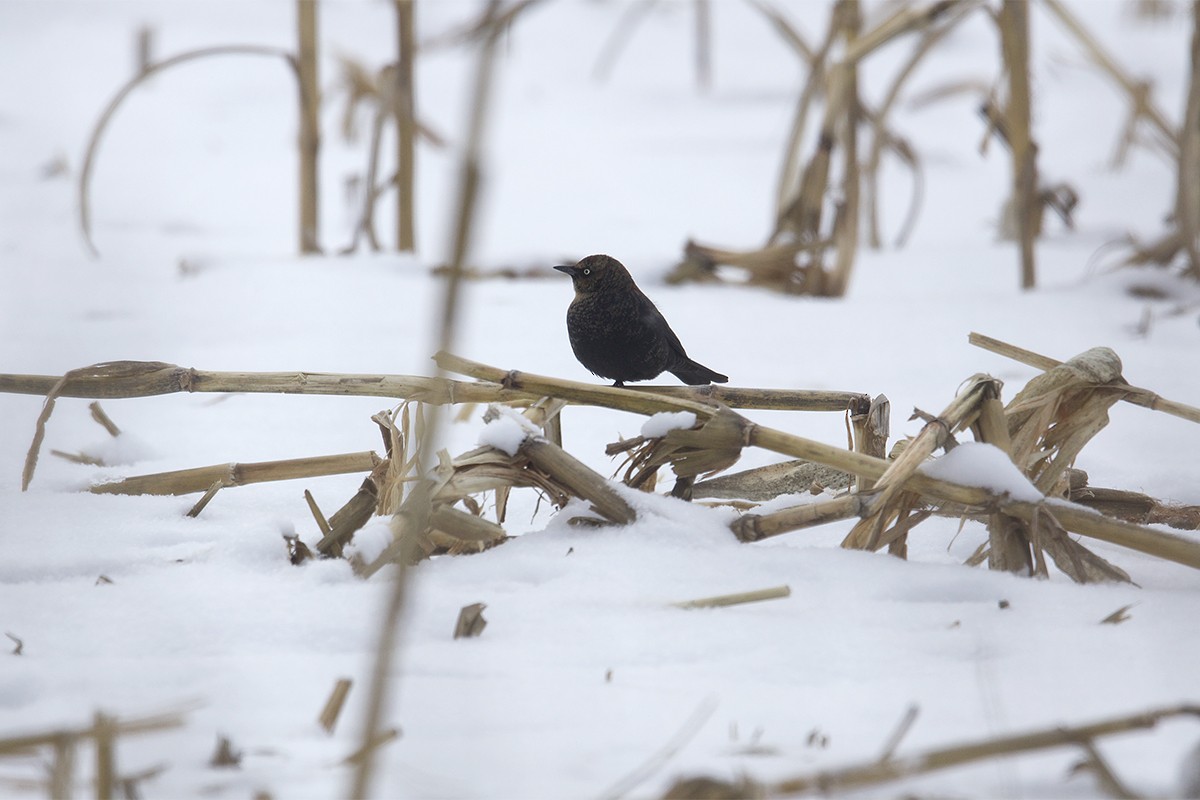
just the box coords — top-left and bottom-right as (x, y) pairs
(84, 431), (159, 468)
(640, 410), (698, 439)
(477, 414), (531, 457)
(2, 1), (1200, 798)
(347, 519), (396, 565)
(920, 442), (1045, 503)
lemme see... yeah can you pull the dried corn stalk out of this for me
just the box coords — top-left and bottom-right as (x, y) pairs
(842, 375), (1000, 551)
(607, 408), (749, 499)
(360, 398), (635, 572)
(668, 0), (973, 295)
(693, 459), (853, 501)
(431, 444), (572, 516)
(1005, 347), (1127, 497)
(832, 364), (1133, 583)
(373, 402), (424, 515)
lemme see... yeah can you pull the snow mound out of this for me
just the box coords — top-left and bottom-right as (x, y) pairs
(640, 411), (697, 438)
(477, 407), (541, 456)
(919, 442), (1043, 502)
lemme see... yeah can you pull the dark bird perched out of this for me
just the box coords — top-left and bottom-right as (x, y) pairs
(553, 254), (728, 387)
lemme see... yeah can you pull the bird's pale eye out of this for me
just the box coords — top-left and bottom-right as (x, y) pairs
(582, 268), (591, 275)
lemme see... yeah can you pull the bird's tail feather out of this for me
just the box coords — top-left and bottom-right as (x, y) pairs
(669, 359), (728, 385)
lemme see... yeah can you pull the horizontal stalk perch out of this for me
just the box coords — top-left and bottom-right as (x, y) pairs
(969, 332), (1200, 424)
(0, 359), (870, 413)
(635, 385), (869, 412)
(91, 451), (381, 496)
(0, 361), (528, 404)
(436, 353), (719, 417)
(435, 351), (870, 415)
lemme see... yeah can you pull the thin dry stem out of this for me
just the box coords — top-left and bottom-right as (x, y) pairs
(21, 370), (72, 491)
(318, 678), (353, 734)
(762, 704), (1200, 796)
(88, 402), (121, 437)
(672, 585), (791, 609)
(304, 489), (333, 536)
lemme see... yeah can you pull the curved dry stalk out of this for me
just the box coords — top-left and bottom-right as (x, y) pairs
(20, 370), (73, 491)
(78, 45), (297, 257)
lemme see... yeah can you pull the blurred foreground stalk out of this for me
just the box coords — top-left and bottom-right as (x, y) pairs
(348, 1), (507, 796)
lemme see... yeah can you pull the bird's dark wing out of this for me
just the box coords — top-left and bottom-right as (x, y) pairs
(634, 289), (688, 357)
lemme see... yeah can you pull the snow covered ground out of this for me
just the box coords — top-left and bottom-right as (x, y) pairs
(2, 1), (1200, 797)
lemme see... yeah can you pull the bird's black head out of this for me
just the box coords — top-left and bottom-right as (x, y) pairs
(553, 254), (632, 295)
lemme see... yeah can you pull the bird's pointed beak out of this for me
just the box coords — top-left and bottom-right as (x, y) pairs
(553, 264), (579, 277)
